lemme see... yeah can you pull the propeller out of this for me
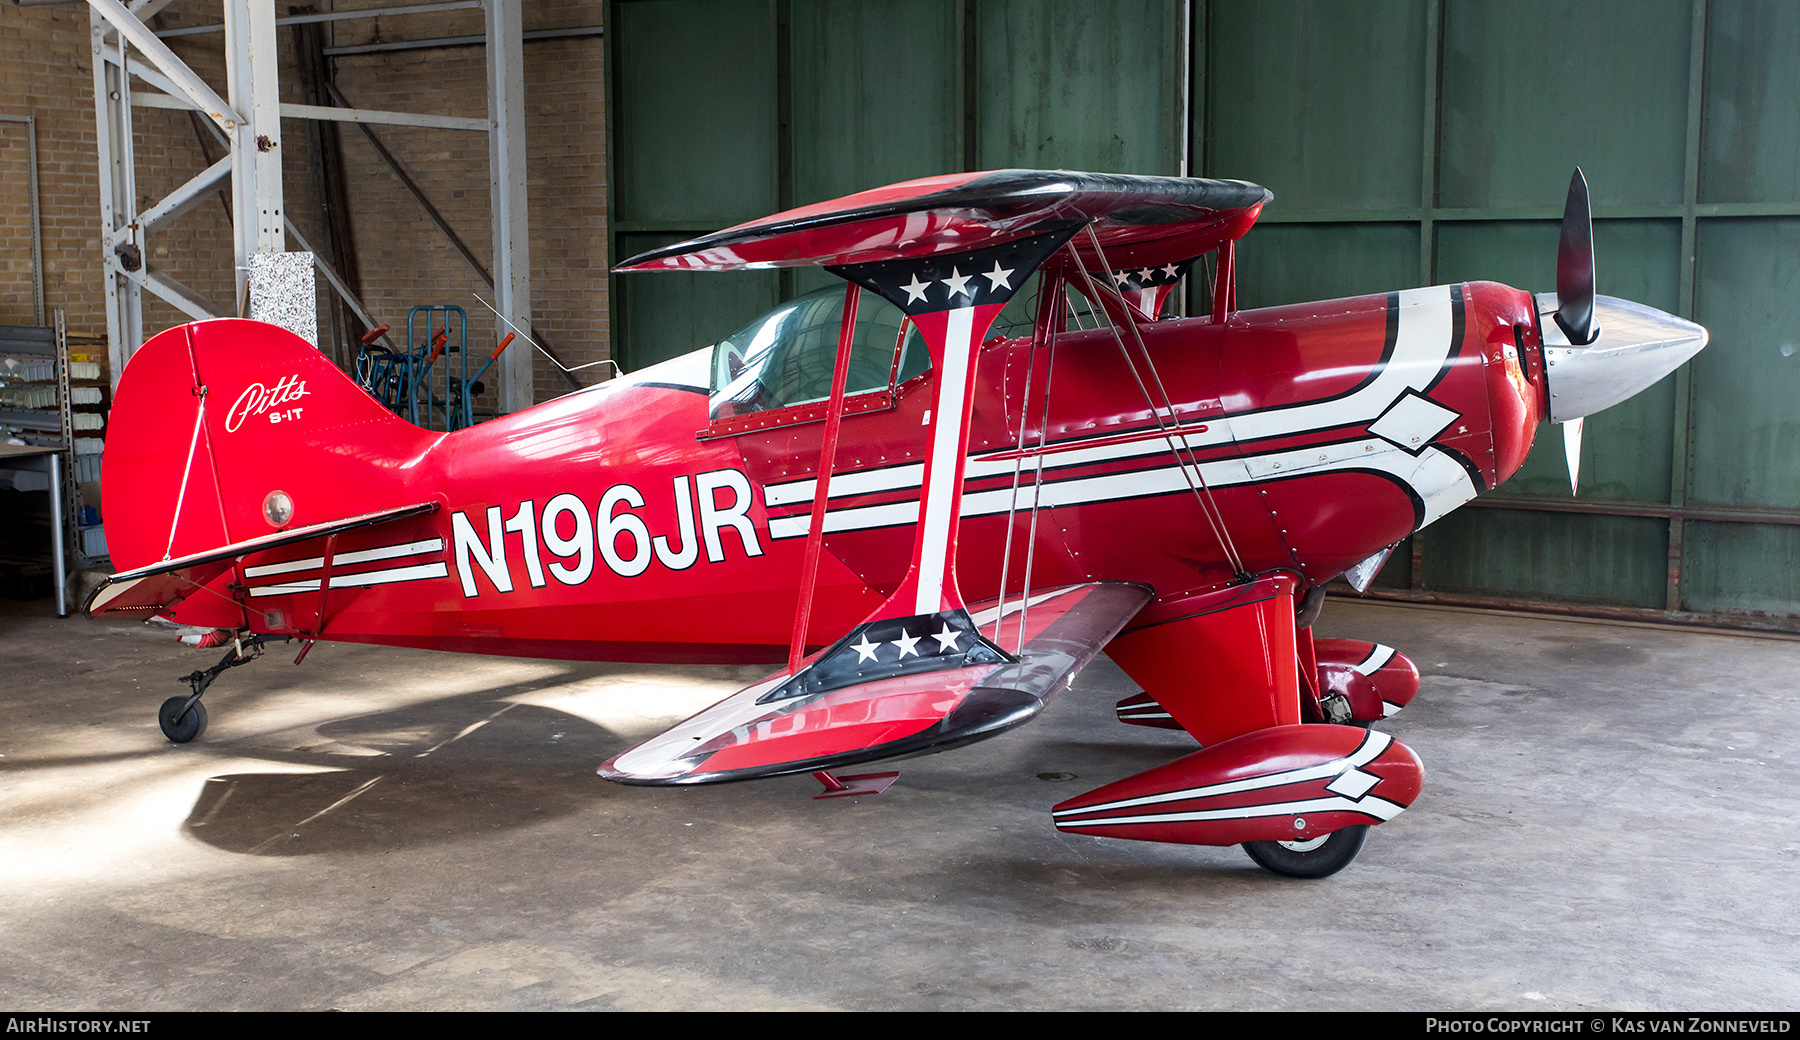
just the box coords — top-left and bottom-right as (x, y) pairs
(1533, 170), (1708, 496)
(1554, 168), (1599, 346)
(1553, 168), (1598, 496)
(1563, 415), (1583, 496)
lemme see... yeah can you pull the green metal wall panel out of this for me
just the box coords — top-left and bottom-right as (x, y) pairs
(1425, 509), (1670, 609)
(1234, 223), (1419, 310)
(1683, 520), (1800, 617)
(1367, 541), (1415, 591)
(974, 0), (1181, 174)
(611, 0), (1182, 368)
(1439, 0), (1691, 209)
(614, 233), (779, 374)
(1206, 0), (1426, 212)
(1689, 217), (1800, 509)
(1700, 0), (1800, 204)
(611, 0), (777, 226)
(789, 0), (962, 204)
(609, 0), (782, 368)
(1203, 0), (1800, 626)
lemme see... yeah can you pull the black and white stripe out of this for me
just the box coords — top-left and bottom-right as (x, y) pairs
(1051, 729), (1407, 829)
(1348, 643), (1407, 717)
(766, 286), (1477, 539)
(244, 537), (448, 598)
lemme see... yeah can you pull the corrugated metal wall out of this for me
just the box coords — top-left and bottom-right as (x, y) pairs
(606, 0), (1800, 630)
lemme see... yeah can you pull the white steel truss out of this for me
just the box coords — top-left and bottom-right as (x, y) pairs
(86, 0), (533, 414)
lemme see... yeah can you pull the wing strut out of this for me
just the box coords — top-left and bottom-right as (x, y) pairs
(736, 224), (1085, 709)
(1211, 238), (1237, 324)
(787, 282), (862, 673)
(802, 224), (1080, 635)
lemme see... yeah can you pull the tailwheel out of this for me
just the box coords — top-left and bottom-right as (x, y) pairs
(1242, 824), (1367, 879)
(157, 696), (209, 744)
(156, 632), (288, 745)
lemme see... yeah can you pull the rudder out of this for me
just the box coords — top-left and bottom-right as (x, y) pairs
(103, 319), (439, 578)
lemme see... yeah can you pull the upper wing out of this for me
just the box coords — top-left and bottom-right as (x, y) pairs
(614, 169), (1271, 275)
(598, 581), (1153, 785)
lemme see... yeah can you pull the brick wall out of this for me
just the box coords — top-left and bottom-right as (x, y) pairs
(0, 0), (607, 408)
(0, 2), (109, 338)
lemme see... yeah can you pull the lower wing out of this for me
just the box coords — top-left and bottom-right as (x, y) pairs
(598, 581), (1152, 785)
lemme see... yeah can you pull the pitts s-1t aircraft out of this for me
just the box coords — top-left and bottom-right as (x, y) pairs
(90, 169), (1705, 878)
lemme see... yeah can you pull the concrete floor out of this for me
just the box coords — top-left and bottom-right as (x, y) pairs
(1, 593), (1796, 1011)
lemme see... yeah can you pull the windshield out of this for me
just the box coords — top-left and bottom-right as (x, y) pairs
(710, 286), (927, 420)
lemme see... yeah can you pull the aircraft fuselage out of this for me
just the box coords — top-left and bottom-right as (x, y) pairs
(172, 280), (1543, 660)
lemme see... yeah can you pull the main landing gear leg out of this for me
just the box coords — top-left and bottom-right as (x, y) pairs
(158, 634), (290, 743)
(1061, 577), (1424, 880)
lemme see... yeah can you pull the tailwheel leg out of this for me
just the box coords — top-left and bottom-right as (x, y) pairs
(1242, 824), (1368, 879)
(160, 634), (288, 744)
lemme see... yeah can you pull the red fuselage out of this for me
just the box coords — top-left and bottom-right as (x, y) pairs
(140, 281), (1543, 661)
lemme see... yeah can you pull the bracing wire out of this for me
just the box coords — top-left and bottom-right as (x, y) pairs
(162, 393), (208, 562)
(1014, 291), (1067, 654)
(990, 280), (1045, 644)
(1066, 233), (1248, 577)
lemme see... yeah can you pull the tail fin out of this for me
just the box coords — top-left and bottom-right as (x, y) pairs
(103, 319), (439, 577)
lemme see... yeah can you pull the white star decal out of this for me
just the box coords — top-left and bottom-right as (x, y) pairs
(982, 261), (1015, 291)
(932, 624), (962, 653)
(1136, 268), (1154, 282)
(940, 267), (973, 299)
(1112, 269), (1134, 288)
(900, 274), (931, 305)
(851, 632), (881, 663)
(891, 628), (921, 659)
(1160, 263), (1180, 278)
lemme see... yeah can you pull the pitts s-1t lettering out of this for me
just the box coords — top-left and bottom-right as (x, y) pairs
(90, 169), (1704, 878)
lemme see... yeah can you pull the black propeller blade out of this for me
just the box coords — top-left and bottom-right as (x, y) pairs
(1554, 168), (1599, 345)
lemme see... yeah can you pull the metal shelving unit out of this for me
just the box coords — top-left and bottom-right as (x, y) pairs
(0, 311), (108, 571)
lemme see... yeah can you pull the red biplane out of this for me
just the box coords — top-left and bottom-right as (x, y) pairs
(89, 169), (1705, 877)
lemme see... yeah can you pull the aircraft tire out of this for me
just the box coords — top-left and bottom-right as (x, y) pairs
(1242, 824), (1367, 879)
(157, 696), (208, 744)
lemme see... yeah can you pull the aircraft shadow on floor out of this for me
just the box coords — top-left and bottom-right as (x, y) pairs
(179, 676), (693, 856)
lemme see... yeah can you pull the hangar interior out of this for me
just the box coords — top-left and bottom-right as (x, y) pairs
(1, 0), (1796, 1012)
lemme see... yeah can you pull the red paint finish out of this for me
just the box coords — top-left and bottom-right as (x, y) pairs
(105, 319), (881, 662)
(1104, 575), (1302, 746)
(694, 667), (978, 772)
(1052, 725), (1424, 847)
(1315, 639), (1421, 723)
(1468, 280), (1547, 481)
(90, 167), (1702, 872)
(105, 278), (1545, 671)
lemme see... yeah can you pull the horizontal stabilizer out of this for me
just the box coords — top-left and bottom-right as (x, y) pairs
(84, 501), (440, 619)
(598, 581), (1153, 786)
(615, 170), (1270, 275)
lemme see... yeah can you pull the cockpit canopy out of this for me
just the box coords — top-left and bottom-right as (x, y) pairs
(709, 285), (929, 421)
